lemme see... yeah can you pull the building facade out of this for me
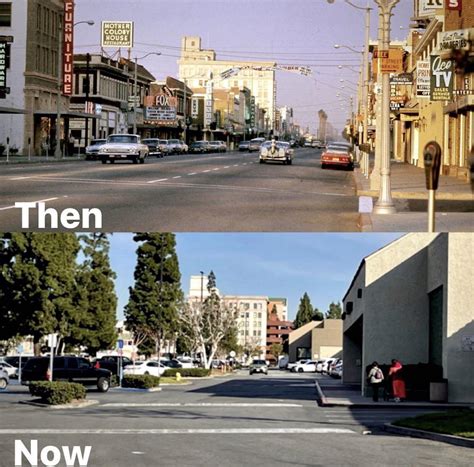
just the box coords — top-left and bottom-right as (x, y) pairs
(342, 233), (473, 403)
(178, 36), (276, 133)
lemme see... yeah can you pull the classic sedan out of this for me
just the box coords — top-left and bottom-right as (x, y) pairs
(142, 138), (164, 158)
(189, 141), (210, 154)
(98, 134), (149, 164)
(85, 138), (107, 160)
(259, 141), (294, 165)
(321, 144), (353, 170)
(123, 360), (167, 377)
(238, 141), (250, 151)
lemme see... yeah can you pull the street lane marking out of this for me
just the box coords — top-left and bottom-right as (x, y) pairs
(0, 197), (60, 211)
(9, 176), (33, 180)
(102, 402), (303, 407)
(224, 166), (230, 169)
(233, 164), (239, 167)
(0, 428), (356, 435)
(147, 178), (169, 184)
(212, 168), (220, 171)
(172, 176), (182, 179)
(188, 173), (197, 176)
(202, 170), (211, 173)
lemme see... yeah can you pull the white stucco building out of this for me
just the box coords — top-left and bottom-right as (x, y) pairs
(342, 233), (473, 403)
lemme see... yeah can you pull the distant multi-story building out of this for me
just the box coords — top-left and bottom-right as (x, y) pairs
(178, 36), (276, 135)
(266, 298), (293, 362)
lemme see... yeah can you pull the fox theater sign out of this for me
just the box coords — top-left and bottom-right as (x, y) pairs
(63, 0), (74, 95)
(144, 94), (178, 126)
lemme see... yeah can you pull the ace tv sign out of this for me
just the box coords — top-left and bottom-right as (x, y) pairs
(430, 55), (454, 101)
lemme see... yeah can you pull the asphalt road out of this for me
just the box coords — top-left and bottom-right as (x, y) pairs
(0, 149), (360, 231)
(1, 372), (472, 466)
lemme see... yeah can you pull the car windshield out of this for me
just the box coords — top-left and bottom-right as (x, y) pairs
(143, 139), (158, 144)
(327, 146), (349, 153)
(169, 139), (179, 144)
(262, 141), (289, 149)
(107, 135), (138, 144)
(252, 360), (266, 365)
(91, 139), (106, 145)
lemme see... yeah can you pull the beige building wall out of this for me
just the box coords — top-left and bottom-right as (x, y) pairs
(311, 320), (342, 360)
(288, 321), (320, 362)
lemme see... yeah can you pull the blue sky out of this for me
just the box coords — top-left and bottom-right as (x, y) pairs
(109, 233), (403, 320)
(75, 0), (412, 133)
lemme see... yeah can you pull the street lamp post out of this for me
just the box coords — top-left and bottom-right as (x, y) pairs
(132, 52), (161, 135)
(329, 1), (372, 180)
(372, 0), (399, 215)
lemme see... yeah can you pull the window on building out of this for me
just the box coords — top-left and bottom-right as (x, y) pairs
(296, 347), (311, 360)
(257, 312), (261, 319)
(0, 3), (12, 27)
(253, 303), (257, 310)
(357, 288), (362, 298)
(253, 330), (257, 337)
(244, 303), (250, 311)
(345, 301), (353, 314)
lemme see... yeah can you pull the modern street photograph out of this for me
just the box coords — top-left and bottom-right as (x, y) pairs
(0, 0), (473, 232)
(0, 232), (473, 466)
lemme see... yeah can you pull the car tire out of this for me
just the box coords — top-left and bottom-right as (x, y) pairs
(97, 377), (110, 393)
(110, 159), (115, 164)
(298, 368), (304, 373)
(259, 159), (264, 164)
(287, 159), (292, 165)
(132, 157), (138, 164)
(101, 159), (107, 164)
(0, 378), (7, 390)
(139, 156), (145, 164)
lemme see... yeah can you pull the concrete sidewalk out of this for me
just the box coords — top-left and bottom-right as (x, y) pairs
(0, 155), (85, 164)
(315, 380), (469, 409)
(354, 160), (473, 232)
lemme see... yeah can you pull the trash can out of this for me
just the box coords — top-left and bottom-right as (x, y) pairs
(430, 380), (448, 402)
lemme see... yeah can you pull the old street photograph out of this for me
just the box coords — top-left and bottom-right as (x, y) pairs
(0, 232), (473, 466)
(0, 1), (473, 231)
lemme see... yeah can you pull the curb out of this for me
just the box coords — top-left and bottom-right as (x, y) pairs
(18, 399), (99, 409)
(112, 387), (162, 393)
(357, 189), (473, 201)
(160, 382), (192, 386)
(0, 157), (86, 165)
(384, 423), (474, 449)
(314, 381), (328, 406)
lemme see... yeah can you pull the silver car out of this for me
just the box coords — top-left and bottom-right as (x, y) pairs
(85, 138), (107, 160)
(259, 141), (294, 165)
(0, 365), (9, 390)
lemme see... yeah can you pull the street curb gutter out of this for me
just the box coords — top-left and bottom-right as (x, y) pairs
(384, 423), (474, 449)
(314, 381), (328, 406)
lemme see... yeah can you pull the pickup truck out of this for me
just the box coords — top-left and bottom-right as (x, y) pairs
(98, 134), (149, 164)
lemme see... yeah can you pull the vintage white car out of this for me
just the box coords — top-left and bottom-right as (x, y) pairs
(98, 134), (149, 164)
(259, 140), (294, 165)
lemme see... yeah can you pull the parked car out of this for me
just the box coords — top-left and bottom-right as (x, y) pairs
(287, 359), (310, 371)
(238, 141), (250, 151)
(142, 138), (164, 158)
(167, 139), (186, 154)
(0, 365), (9, 390)
(158, 139), (169, 155)
(0, 361), (17, 378)
(162, 359), (182, 369)
(93, 356), (133, 376)
(259, 140), (294, 165)
(176, 356), (195, 368)
(21, 356), (112, 392)
(211, 359), (226, 369)
(249, 359), (268, 375)
(330, 361), (343, 378)
(99, 134), (149, 164)
(248, 137), (266, 152)
(123, 360), (167, 377)
(1, 356), (33, 369)
(208, 141), (227, 153)
(321, 144), (353, 170)
(278, 356), (289, 370)
(189, 141), (210, 154)
(292, 360), (317, 373)
(315, 359), (327, 373)
(180, 141), (189, 153)
(85, 138), (107, 160)
(321, 358), (336, 374)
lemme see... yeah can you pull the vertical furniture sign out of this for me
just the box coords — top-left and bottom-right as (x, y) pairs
(0, 40), (6, 94)
(63, 0), (74, 95)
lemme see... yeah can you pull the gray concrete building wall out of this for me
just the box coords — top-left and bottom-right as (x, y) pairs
(311, 319), (342, 360)
(444, 234), (474, 402)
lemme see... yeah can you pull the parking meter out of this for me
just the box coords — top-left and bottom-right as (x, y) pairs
(423, 141), (442, 233)
(423, 141), (442, 190)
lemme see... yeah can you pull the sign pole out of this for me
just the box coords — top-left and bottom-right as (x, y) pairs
(428, 189), (435, 232)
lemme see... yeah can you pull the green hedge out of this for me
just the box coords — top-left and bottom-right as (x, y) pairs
(122, 375), (160, 389)
(29, 381), (86, 405)
(163, 368), (211, 378)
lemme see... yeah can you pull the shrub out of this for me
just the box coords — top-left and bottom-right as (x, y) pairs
(122, 375), (160, 389)
(29, 381), (86, 405)
(163, 368), (211, 378)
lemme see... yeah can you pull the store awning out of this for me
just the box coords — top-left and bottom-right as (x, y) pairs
(0, 106), (28, 114)
(33, 110), (100, 119)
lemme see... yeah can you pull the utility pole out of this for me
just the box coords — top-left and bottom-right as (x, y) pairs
(84, 53), (91, 148)
(133, 56), (138, 135)
(373, 0), (399, 215)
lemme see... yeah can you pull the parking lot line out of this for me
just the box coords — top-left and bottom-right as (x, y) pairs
(101, 402), (303, 408)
